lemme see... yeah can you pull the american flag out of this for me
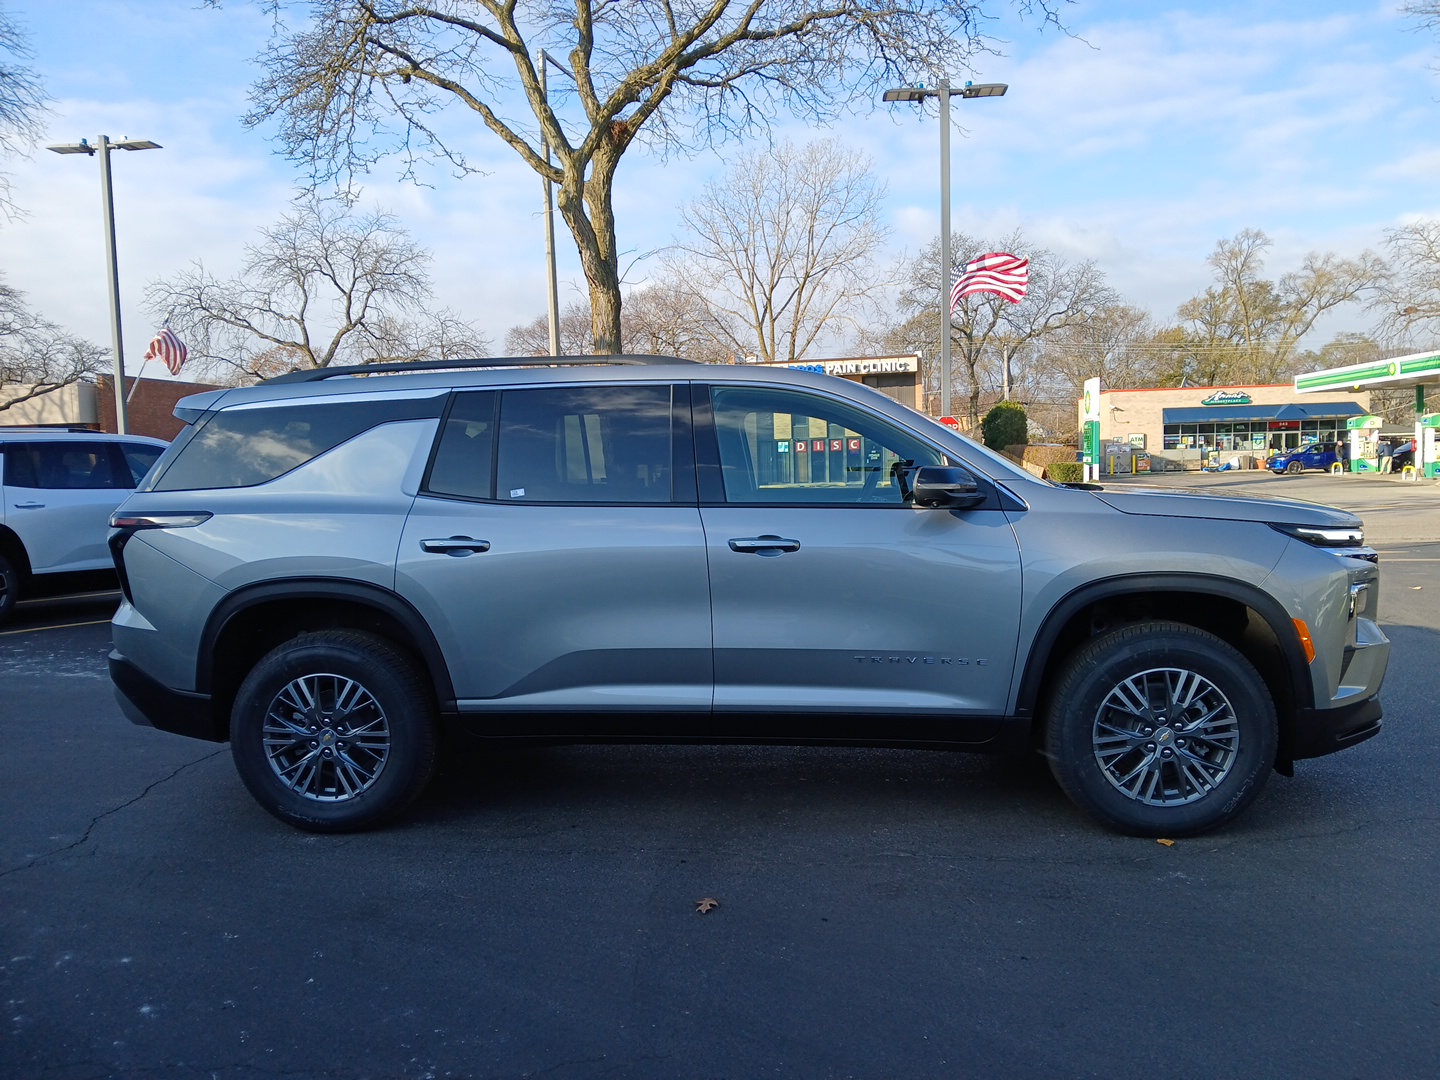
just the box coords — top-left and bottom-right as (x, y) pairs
(950, 252), (1029, 310)
(143, 327), (189, 376)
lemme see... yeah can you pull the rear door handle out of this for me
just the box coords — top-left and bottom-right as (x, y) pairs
(728, 535), (800, 556)
(419, 536), (491, 556)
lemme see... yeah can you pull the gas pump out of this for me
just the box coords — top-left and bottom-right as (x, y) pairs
(1081, 377), (1101, 483)
(1423, 415), (1439, 478)
(1346, 414), (1382, 472)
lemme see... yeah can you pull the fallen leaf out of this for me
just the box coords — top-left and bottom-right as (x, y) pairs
(1156, 838), (1176, 847)
(695, 898), (720, 914)
(1411, 585), (1423, 591)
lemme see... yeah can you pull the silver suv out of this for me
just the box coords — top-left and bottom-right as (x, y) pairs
(0, 427), (168, 623)
(107, 357), (1389, 836)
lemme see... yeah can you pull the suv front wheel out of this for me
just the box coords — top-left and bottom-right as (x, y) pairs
(230, 630), (439, 832)
(1045, 621), (1277, 837)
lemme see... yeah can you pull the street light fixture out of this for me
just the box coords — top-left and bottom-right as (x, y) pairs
(47, 136), (162, 434)
(882, 81), (1007, 420)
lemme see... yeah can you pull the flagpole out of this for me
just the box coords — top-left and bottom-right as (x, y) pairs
(125, 357), (149, 404)
(939, 79), (951, 422)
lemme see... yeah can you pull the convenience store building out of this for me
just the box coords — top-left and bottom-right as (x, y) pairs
(1091, 383), (1371, 463)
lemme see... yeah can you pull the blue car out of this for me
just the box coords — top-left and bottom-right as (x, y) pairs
(1267, 441), (1339, 474)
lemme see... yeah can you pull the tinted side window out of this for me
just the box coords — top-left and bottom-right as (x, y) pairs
(2, 443), (38, 487)
(151, 396), (440, 491)
(118, 443), (164, 487)
(425, 391), (498, 500)
(709, 386), (942, 505)
(495, 385), (673, 504)
(5, 442), (125, 490)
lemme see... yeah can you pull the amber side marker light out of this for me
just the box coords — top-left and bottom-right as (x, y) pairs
(1293, 619), (1316, 664)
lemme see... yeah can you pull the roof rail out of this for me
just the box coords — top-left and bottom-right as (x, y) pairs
(260, 354), (699, 385)
(0, 424), (102, 433)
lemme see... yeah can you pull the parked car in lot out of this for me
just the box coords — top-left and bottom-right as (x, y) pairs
(1266, 441), (1341, 474)
(108, 357), (1389, 838)
(0, 428), (169, 624)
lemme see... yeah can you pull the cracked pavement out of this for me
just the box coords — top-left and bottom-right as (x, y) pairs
(2, 478), (1438, 1080)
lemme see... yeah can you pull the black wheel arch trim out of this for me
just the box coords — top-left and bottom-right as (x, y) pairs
(0, 524), (34, 580)
(1014, 572), (1315, 720)
(196, 578), (457, 709)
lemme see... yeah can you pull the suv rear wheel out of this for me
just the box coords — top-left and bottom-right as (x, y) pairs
(230, 630), (439, 832)
(0, 554), (17, 625)
(1045, 621), (1277, 837)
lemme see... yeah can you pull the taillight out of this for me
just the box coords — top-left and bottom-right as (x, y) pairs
(108, 512), (212, 601)
(109, 512), (213, 530)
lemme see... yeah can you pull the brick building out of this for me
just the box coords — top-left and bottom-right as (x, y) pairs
(1089, 383), (1372, 466)
(0, 376), (225, 440)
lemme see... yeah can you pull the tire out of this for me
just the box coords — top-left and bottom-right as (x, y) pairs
(1044, 621), (1277, 837)
(230, 630), (439, 832)
(1286, 461), (1303, 474)
(0, 554), (17, 626)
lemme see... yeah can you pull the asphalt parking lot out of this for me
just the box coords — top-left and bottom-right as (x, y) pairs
(2, 470), (1437, 1080)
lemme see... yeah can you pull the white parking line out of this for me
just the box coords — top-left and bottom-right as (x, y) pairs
(15, 590), (121, 607)
(0, 618), (112, 637)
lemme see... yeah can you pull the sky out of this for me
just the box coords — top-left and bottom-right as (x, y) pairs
(2, 0), (1438, 382)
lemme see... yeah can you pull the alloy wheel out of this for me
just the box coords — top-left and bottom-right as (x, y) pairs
(262, 673), (391, 802)
(1091, 667), (1240, 806)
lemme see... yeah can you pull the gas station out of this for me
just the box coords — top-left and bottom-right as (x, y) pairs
(1294, 350), (1440, 478)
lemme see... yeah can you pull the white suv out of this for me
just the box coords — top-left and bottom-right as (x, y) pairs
(0, 427), (168, 623)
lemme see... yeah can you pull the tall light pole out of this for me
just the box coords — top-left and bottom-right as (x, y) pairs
(883, 81), (1006, 420)
(48, 136), (161, 434)
(537, 50), (575, 357)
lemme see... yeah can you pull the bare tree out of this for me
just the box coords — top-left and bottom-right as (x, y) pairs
(669, 138), (889, 363)
(1373, 219), (1440, 348)
(234, 0), (1063, 353)
(0, 275), (107, 411)
(622, 279), (734, 363)
(1023, 302), (1167, 437)
(1174, 229), (1383, 385)
(504, 300), (594, 356)
(146, 197), (488, 380)
(0, 5), (48, 220)
(1036, 303), (1166, 391)
(505, 280), (734, 362)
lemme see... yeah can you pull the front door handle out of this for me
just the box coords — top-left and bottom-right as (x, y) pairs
(419, 536), (491, 556)
(728, 535), (800, 557)
(13, 502), (44, 509)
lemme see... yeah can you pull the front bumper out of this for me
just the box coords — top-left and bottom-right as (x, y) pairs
(109, 650), (226, 743)
(1284, 694), (1382, 762)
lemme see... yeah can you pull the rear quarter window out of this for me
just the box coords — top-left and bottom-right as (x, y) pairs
(149, 394), (442, 491)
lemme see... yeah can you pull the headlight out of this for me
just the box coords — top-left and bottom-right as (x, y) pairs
(1269, 522), (1376, 561)
(1269, 523), (1363, 547)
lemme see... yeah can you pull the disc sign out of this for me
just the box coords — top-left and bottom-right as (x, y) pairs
(939, 416), (960, 430)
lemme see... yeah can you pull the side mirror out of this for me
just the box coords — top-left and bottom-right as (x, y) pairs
(911, 466), (986, 509)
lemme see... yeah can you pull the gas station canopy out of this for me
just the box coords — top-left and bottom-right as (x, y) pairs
(1295, 349), (1439, 478)
(1294, 350), (1440, 394)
